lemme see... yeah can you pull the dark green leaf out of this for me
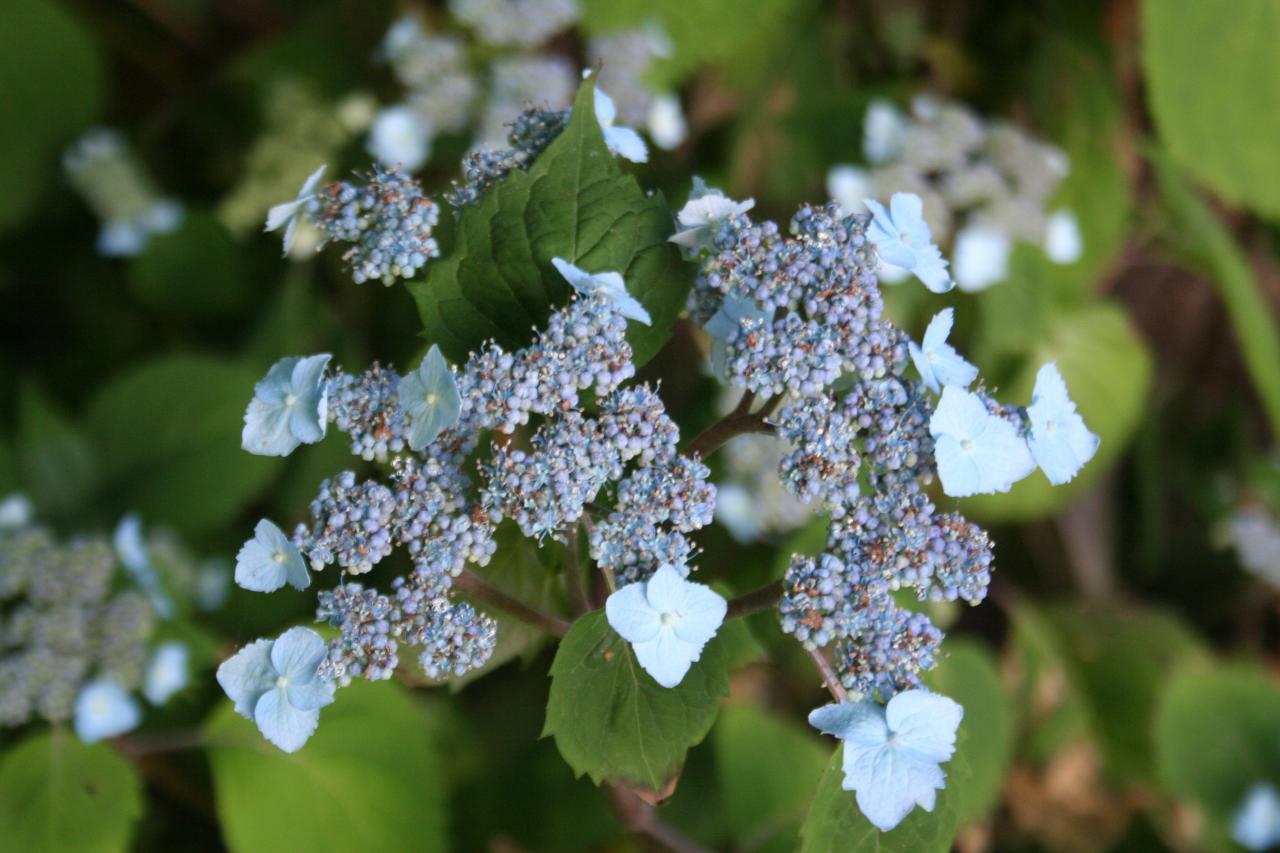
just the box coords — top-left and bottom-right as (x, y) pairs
(543, 609), (728, 794)
(128, 211), (249, 316)
(205, 680), (446, 853)
(15, 383), (97, 516)
(411, 79), (693, 366)
(0, 730), (143, 853)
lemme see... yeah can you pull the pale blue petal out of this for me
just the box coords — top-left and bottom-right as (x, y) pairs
(216, 638), (276, 720)
(551, 256), (589, 291)
(270, 626), (328, 682)
(672, 581), (726, 646)
(402, 345), (463, 450)
(884, 689), (963, 763)
(929, 386), (989, 441)
(644, 563), (687, 614)
(253, 688), (321, 753)
(287, 353), (331, 444)
(235, 533), (286, 592)
(298, 163), (328, 199)
(632, 630), (695, 688)
(908, 341), (938, 393)
(1233, 783), (1280, 851)
(74, 680), (141, 743)
(913, 250), (954, 293)
(254, 358), (296, 404)
(242, 397), (298, 456)
(593, 87), (618, 126)
(144, 642), (190, 705)
(851, 748), (944, 831)
(604, 125), (649, 163)
(287, 676), (336, 712)
(934, 435), (983, 498)
(605, 286), (652, 325)
(888, 192), (929, 242)
(606, 582), (662, 644)
(98, 221), (146, 257)
(809, 700), (885, 741)
(970, 416), (1036, 494)
(265, 198), (304, 233)
(1027, 362), (1098, 485)
(921, 308), (955, 351)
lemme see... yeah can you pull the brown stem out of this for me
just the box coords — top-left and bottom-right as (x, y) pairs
(608, 785), (712, 853)
(807, 647), (848, 703)
(682, 392), (777, 459)
(563, 528), (591, 616)
(725, 579), (783, 620)
(454, 569), (571, 636)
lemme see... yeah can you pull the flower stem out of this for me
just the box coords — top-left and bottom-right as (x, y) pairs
(681, 390), (776, 459)
(807, 646), (849, 703)
(725, 579), (784, 620)
(455, 569), (571, 636)
(563, 528), (591, 616)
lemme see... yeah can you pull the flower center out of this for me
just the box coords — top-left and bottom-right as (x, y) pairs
(960, 439), (975, 453)
(284, 393), (299, 408)
(425, 392), (438, 406)
(273, 550), (287, 564)
(926, 350), (939, 363)
(275, 675), (290, 690)
(659, 611), (681, 626)
(1045, 419), (1058, 434)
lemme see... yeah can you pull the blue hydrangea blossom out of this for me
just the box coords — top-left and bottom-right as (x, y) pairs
(74, 679), (142, 743)
(241, 354), (332, 457)
(864, 193), (953, 293)
(399, 345), (462, 451)
(551, 257), (651, 325)
(594, 87), (648, 164)
(1233, 782), (1280, 852)
(143, 641), (190, 705)
(1025, 362), (1099, 485)
(670, 179), (755, 253)
(216, 627), (336, 753)
(265, 163), (327, 255)
(606, 563), (727, 687)
(235, 518), (311, 592)
(908, 308), (978, 394)
(929, 385), (1034, 497)
(809, 689), (963, 831)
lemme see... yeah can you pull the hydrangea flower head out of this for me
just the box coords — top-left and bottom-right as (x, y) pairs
(908, 308), (978, 394)
(605, 563), (727, 688)
(400, 345), (463, 451)
(144, 641), (190, 705)
(265, 164), (327, 256)
(74, 679), (142, 743)
(368, 105), (432, 172)
(1233, 782), (1280, 851)
(241, 353), (332, 457)
(594, 87), (648, 164)
(952, 224), (1012, 293)
(216, 626), (335, 752)
(930, 386), (1034, 497)
(235, 518), (311, 592)
(864, 193), (953, 293)
(551, 257), (651, 325)
(809, 689), (963, 831)
(670, 179), (755, 252)
(1025, 362), (1099, 486)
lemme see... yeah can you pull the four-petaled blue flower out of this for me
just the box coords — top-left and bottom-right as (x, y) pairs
(705, 294), (774, 380)
(864, 193), (953, 293)
(1233, 782), (1280, 852)
(265, 164), (327, 256)
(74, 679), (141, 744)
(235, 518), (311, 592)
(605, 563), (727, 688)
(594, 88), (648, 164)
(930, 386), (1034, 497)
(908, 308), (978, 394)
(551, 257), (652, 325)
(216, 626), (336, 753)
(241, 353), (332, 457)
(1025, 362), (1099, 486)
(144, 641), (190, 706)
(399, 345), (462, 451)
(809, 689), (963, 832)
(670, 178), (755, 253)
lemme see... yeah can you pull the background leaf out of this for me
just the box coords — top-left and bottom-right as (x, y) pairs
(0, 730), (143, 853)
(542, 609), (728, 794)
(205, 680), (446, 853)
(15, 383), (98, 517)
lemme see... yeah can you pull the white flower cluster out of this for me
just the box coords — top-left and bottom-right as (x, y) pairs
(827, 95), (1082, 292)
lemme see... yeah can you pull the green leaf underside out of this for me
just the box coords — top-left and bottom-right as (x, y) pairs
(205, 680), (446, 853)
(542, 610), (728, 793)
(0, 729), (144, 853)
(411, 79), (693, 367)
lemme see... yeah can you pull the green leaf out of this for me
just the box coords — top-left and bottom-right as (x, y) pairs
(449, 523), (568, 687)
(924, 640), (1014, 822)
(85, 356), (278, 534)
(963, 300), (1153, 522)
(0, 0), (103, 231)
(411, 79), (692, 367)
(206, 680), (446, 853)
(714, 704), (829, 851)
(800, 747), (965, 853)
(15, 383), (97, 516)
(0, 729), (143, 853)
(542, 609), (728, 794)
(1153, 153), (1280, 438)
(1155, 665), (1280, 819)
(1142, 0), (1280, 220)
(128, 211), (249, 316)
